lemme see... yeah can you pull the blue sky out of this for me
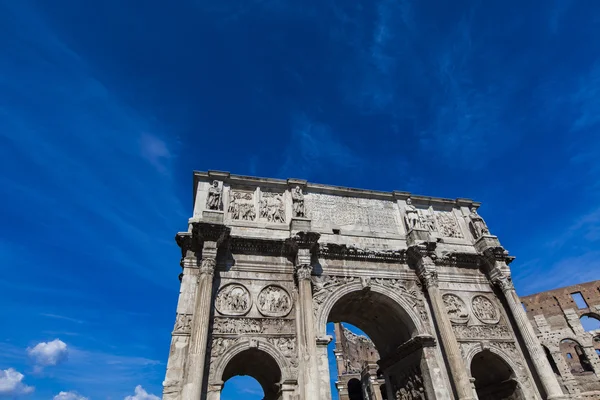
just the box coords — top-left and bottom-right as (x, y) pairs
(1, 0), (599, 398)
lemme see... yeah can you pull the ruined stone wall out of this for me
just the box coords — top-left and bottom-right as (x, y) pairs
(522, 281), (600, 396)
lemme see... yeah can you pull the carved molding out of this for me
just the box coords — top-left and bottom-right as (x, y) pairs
(215, 284), (252, 316)
(318, 243), (406, 262)
(229, 237), (287, 256)
(257, 285), (293, 317)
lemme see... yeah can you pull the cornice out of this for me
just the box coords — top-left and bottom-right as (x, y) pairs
(318, 243), (406, 263)
(193, 171), (482, 208)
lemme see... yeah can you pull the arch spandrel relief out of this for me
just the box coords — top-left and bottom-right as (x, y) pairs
(215, 284), (252, 316)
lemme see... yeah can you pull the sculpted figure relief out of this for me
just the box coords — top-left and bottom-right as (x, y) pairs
(435, 211), (463, 238)
(291, 186), (305, 217)
(258, 285), (292, 317)
(404, 198), (421, 230)
(228, 191), (256, 221)
(259, 192), (286, 223)
(469, 207), (490, 239)
(471, 295), (500, 324)
(206, 180), (222, 211)
(173, 313), (192, 334)
(442, 294), (469, 323)
(395, 367), (427, 400)
(421, 208), (437, 233)
(215, 284), (251, 316)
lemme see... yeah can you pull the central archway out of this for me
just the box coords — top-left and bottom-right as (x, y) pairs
(470, 350), (523, 400)
(316, 280), (444, 400)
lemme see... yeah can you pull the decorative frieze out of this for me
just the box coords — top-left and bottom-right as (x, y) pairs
(317, 243), (406, 262)
(213, 317), (295, 335)
(215, 284), (251, 316)
(452, 324), (512, 340)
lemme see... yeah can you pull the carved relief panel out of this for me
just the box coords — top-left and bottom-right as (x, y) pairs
(442, 294), (469, 324)
(228, 190), (256, 221)
(213, 317), (295, 335)
(434, 210), (463, 238)
(471, 295), (500, 324)
(259, 192), (286, 223)
(257, 285), (292, 317)
(215, 284), (252, 316)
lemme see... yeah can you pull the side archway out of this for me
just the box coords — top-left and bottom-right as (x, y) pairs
(470, 349), (525, 400)
(209, 339), (295, 400)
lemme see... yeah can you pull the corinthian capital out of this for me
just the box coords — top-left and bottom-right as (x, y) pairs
(491, 271), (514, 292)
(294, 264), (313, 281)
(419, 270), (439, 289)
(199, 258), (216, 276)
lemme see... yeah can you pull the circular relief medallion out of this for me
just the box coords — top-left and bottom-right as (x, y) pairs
(471, 295), (500, 324)
(215, 284), (251, 316)
(442, 293), (469, 324)
(257, 285), (292, 317)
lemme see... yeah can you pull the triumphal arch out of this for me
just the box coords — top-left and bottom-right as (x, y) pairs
(162, 171), (570, 400)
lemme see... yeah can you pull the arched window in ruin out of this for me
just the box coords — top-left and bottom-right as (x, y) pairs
(220, 347), (283, 400)
(580, 313), (600, 332)
(347, 378), (364, 400)
(560, 338), (594, 374)
(470, 350), (523, 400)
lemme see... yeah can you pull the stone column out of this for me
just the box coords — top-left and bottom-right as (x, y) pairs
(481, 245), (565, 400)
(316, 336), (333, 400)
(181, 223), (229, 400)
(163, 233), (200, 399)
(409, 244), (476, 400)
(289, 231), (320, 400)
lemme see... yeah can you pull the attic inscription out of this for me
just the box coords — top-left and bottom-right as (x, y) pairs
(305, 193), (398, 232)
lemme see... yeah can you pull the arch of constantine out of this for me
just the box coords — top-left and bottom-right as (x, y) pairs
(162, 170), (598, 399)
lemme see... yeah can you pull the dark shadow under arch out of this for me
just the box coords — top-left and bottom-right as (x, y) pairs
(471, 350), (523, 400)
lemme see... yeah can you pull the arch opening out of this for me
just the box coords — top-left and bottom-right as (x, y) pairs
(580, 314), (600, 333)
(221, 348), (283, 400)
(324, 288), (424, 400)
(470, 350), (523, 400)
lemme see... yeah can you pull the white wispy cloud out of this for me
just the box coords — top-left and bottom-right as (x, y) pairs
(124, 385), (160, 400)
(27, 339), (68, 371)
(0, 368), (34, 396)
(53, 391), (88, 400)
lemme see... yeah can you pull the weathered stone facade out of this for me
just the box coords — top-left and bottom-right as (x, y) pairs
(522, 281), (600, 397)
(162, 170), (587, 399)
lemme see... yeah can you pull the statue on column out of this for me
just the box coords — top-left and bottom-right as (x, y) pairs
(404, 198), (421, 230)
(469, 207), (490, 239)
(292, 186), (305, 217)
(206, 180), (223, 211)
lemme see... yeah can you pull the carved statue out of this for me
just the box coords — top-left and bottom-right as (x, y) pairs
(469, 207), (490, 239)
(404, 198), (421, 230)
(206, 180), (223, 210)
(291, 186), (305, 217)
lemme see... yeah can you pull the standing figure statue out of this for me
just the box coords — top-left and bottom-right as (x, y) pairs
(291, 186), (305, 217)
(404, 198), (421, 230)
(469, 207), (490, 239)
(206, 180), (222, 210)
